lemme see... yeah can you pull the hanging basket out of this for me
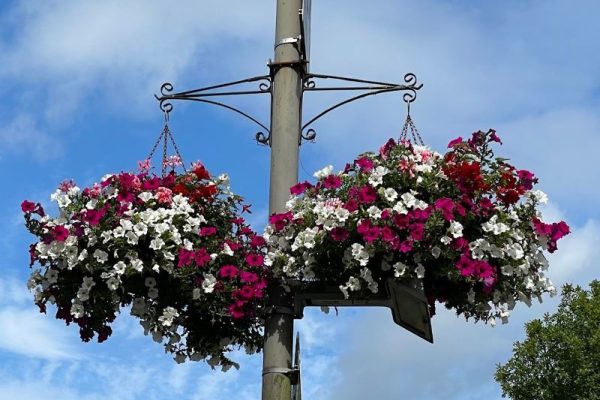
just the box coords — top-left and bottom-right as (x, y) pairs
(265, 130), (570, 324)
(22, 161), (269, 370)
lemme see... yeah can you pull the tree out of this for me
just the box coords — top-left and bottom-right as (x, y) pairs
(495, 280), (600, 400)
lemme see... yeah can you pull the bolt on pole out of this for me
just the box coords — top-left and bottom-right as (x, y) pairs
(262, 0), (303, 399)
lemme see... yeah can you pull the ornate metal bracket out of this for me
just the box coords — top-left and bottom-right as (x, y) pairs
(300, 72), (423, 143)
(154, 71), (423, 146)
(154, 75), (272, 145)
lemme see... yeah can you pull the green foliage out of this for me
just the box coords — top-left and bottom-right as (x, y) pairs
(495, 280), (600, 400)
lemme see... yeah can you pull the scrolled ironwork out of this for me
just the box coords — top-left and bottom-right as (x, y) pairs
(256, 131), (271, 145)
(300, 128), (316, 144)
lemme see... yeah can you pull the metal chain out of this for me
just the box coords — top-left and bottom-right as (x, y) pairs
(162, 127), (168, 176)
(145, 120), (187, 177)
(166, 127), (187, 172)
(399, 103), (425, 146)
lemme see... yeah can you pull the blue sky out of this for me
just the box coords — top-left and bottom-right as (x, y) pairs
(1, 1), (599, 399)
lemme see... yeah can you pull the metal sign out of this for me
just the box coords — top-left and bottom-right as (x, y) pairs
(300, 0), (311, 71)
(293, 279), (434, 343)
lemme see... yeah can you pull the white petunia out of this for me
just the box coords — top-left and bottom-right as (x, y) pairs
(149, 238), (165, 251)
(202, 273), (217, 293)
(93, 249), (109, 264)
(138, 192), (154, 202)
(383, 188), (398, 202)
(431, 246), (441, 259)
(148, 287), (159, 299)
(400, 192), (417, 208)
(448, 221), (463, 238)
(415, 264), (426, 279)
(158, 307), (179, 327)
(70, 303), (85, 318)
(393, 261), (408, 277)
(106, 276), (120, 291)
(367, 206), (382, 220)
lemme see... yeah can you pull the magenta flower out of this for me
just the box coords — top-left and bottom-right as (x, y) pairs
(410, 223), (425, 241)
(290, 181), (312, 195)
(363, 227), (381, 243)
(240, 271), (259, 283)
(489, 130), (502, 144)
(239, 286), (255, 300)
(357, 185), (377, 204)
(142, 177), (161, 191)
(344, 198), (359, 212)
(194, 248), (212, 267)
(435, 198), (455, 221)
(219, 265), (239, 279)
(330, 227), (350, 242)
(21, 200), (36, 213)
(53, 226), (70, 242)
(447, 137), (463, 148)
(322, 174), (342, 189)
(228, 301), (246, 319)
(399, 240), (413, 253)
(200, 226), (217, 236)
(250, 235), (267, 248)
(245, 254), (264, 267)
(392, 213), (409, 228)
(517, 169), (536, 191)
(356, 219), (372, 235)
(178, 248), (194, 268)
(381, 226), (396, 243)
(456, 254), (475, 277)
(355, 157), (374, 172)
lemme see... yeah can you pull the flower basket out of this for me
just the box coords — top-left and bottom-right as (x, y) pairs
(22, 161), (269, 369)
(265, 130), (569, 324)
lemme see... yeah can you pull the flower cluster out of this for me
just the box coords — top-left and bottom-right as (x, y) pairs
(265, 130), (569, 324)
(23, 161), (269, 369)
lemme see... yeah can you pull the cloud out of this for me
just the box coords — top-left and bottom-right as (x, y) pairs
(0, 114), (62, 161)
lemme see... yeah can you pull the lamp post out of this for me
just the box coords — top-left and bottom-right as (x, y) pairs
(262, 1), (303, 399)
(154, 2), (427, 398)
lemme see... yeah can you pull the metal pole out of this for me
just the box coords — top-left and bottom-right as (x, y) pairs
(262, 0), (303, 399)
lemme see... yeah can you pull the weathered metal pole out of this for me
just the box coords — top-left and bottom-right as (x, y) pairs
(262, 0), (303, 399)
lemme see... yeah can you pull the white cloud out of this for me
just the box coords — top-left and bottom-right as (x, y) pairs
(0, 306), (80, 360)
(0, 114), (62, 161)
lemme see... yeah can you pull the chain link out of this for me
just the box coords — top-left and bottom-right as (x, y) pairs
(146, 122), (187, 177)
(399, 108), (425, 146)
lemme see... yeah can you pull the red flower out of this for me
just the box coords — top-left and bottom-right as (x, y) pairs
(193, 163), (210, 180)
(330, 227), (349, 242)
(228, 301), (246, 319)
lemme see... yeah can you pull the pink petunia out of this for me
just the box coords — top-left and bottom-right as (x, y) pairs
(155, 187), (173, 204)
